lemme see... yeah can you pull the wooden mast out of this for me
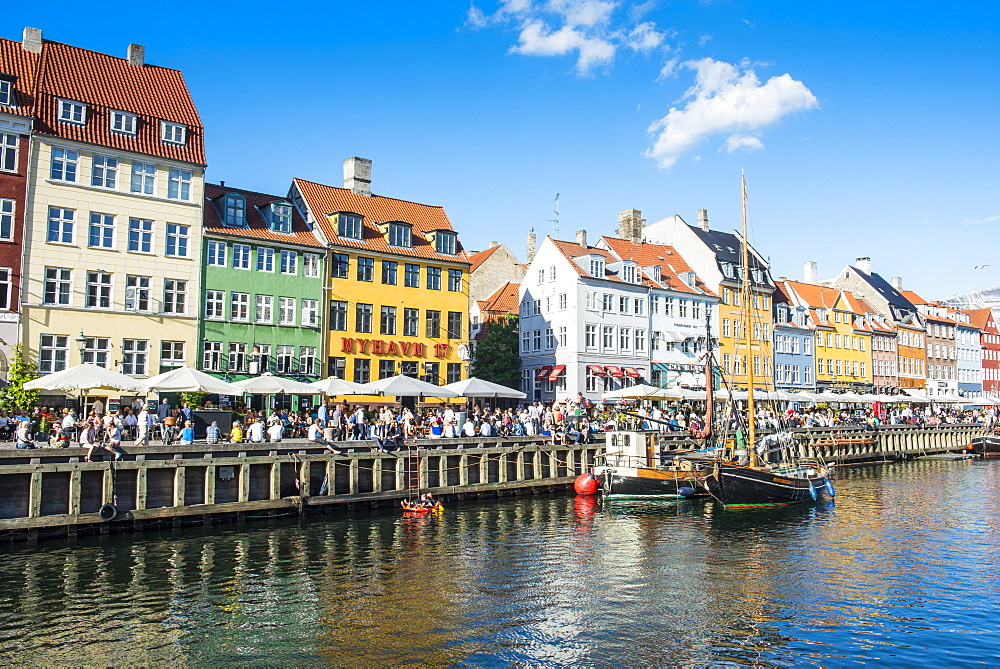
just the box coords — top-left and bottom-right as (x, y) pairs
(741, 172), (757, 466)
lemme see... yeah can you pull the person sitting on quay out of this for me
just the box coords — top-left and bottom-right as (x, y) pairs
(206, 421), (221, 445)
(308, 419), (342, 454)
(266, 419), (283, 443)
(247, 419), (265, 443)
(178, 421), (195, 445)
(230, 421), (244, 443)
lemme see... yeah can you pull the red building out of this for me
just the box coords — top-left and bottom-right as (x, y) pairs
(964, 308), (1000, 399)
(0, 36), (38, 377)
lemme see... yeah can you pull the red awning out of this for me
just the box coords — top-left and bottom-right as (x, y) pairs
(587, 365), (608, 377)
(535, 366), (552, 381)
(548, 364), (566, 381)
(623, 367), (642, 378)
(605, 366), (624, 377)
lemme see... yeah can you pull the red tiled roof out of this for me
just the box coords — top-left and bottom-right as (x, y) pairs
(963, 308), (997, 333)
(1, 37), (206, 164)
(600, 236), (716, 296)
(203, 183), (323, 248)
(478, 281), (520, 315)
(0, 38), (39, 114)
(293, 178), (470, 264)
(469, 245), (502, 273)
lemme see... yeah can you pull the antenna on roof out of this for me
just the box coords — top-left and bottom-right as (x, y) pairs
(547, 193), (560, 237)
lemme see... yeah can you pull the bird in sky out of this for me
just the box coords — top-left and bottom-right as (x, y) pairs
(975, 264), (991, 269)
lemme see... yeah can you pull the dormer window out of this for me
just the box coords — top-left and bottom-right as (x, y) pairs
(751, 268), (763, 284)
(650, 266), (661, 283)
(337, 213), (363, 240)
(622, 264), (636, 284)
(589, 257), (605, 278)
(58, 99), (86, 125)
(722, 263), (735, 279)
(161, 121), (186, 145)
(223, 194), (246, 227)
(270, 202), (292, 233)
(435, 231), (457, 255)
(817, 308), (827, 322)
(388, 222), (412, 248)
(110, 110), (137, 135)
(0, 79), (12, 107)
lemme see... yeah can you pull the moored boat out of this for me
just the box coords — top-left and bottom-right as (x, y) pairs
(969, 434), (1000, 456)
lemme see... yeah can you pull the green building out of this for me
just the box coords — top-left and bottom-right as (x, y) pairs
(200, 183), (325, 389)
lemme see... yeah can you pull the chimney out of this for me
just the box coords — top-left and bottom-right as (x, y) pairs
(526, 229), (537, 265)
(891, 276), (903, 291)
(575, 229), (587, 248)
(856, 257), (872, 274)
(22, 27), (42, 54)
(488, 241), (499, 248)
(618, 209), (644, 245)
(804, 261), (817, 284)
(697, 208), (709, 231)
(127, 43), (145, 67)
(343, 157), (372, 196)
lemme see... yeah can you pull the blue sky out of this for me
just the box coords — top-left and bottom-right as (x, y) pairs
(6, 1), (998, 299)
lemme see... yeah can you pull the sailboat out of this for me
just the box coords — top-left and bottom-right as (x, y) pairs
(700, 174), (835, 508)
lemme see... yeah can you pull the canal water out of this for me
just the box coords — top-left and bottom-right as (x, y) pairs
(1, 459), (999, 665)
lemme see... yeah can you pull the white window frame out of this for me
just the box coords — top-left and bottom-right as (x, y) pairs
(167, 168), (192, 201)
(165, 223), (189, 257)
(39, 334), (69, 374)
(57, 99), (86, 125)
(301, 299), (318, 327)
(0, 267), (12, 310)
(303, 254), (320, 278)
(257, 247), (274, 272)
(271, 202), (292, 233)
(276, 345), (294, 375)
(206, 240), (227, 266)
(279, 250), (297, 275)
(109, 110), (137, 135)
(85, 271), (112, 309)
(205, 290), (224, 319)
(130, 161), (156, 195)
(255, 294), (273, 324)
(122, 339), (149, 376)
(0, 132), (18, 173)
(0, 198), (14, 241)
(230, 292), (249, 321)
(232, 244), (251, 270)
(223, 194), (245, 226)
(0, 81), (12, 107)
(161, 121), (187, 145)
(127, 217), (153, 253)
(278, 297), (295, 325)
(125, 275), (151, 312)
(163, 279), (187, 315)
(47, 207), (74, 244)
(203, 341), (223, 371)
(299, 346), (316, 376)
(50, 147), (78, 182)
(81, 337), (111, 368)
(91, 154), (118, 189)
(160, 341), (186, 369)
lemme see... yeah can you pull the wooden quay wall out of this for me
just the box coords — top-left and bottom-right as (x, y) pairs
(0, 437), (602, 543)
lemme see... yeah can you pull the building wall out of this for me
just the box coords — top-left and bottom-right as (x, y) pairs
(469, 244), (525, 304)
(716, 283), (774, 388)
(650, 288), (716, 389)
(955, 323), (981, 396)
(870, 333), (898, 392)
(924, 319), (957, 396)
(0, 112), (31, 374)
(813, 301), (873, 391)
(773, 324), (815, 390)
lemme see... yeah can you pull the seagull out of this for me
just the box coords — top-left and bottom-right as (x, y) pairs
(975, 264), (991, 269)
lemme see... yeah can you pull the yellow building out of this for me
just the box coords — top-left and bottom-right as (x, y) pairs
(15, 34), (205, 387)
(290, 159), (469, 390)
(782, 281), (873, 392)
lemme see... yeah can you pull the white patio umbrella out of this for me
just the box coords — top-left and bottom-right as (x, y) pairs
(442, 377), (526, 399)
(654, 386), (685, 400)
(361, 374), (460, 398)
(790, 391), (821, 403)
(310, 377), (369, 396)
(602, 383), (669, 400)
(142, 366), (244, 395)
(24, 363), (147, 393)
(232, 372), (320, 395)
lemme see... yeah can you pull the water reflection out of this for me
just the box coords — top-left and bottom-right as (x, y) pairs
(0, 461), (998, 664)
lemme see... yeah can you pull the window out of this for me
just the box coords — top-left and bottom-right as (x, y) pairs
(425, 310), (441, 338)
(0, 133), (17, 175)
(167, 169), (191, 201)
(304, 254), (320, 278)
(43, 267), (71, 305)
(202, 341), (223, 371)
(327, 356), (347, 379)
(533, 330), (541, 351)
(58, 100), (86, 125)
(270, 203), (292, 233)
(160, 341), (185, 372)
(603, 294), (614, 312)
(110, 110), (137, 135)
(122, 339), (148, 376)
(603, 326), (614, 349)
(232, 244), (251, 269)
(405, 263), (420, 287)
(301, 299), (319, 327)
(356, 303), (373, 333)
(280, 250), (298, 275)
(620, 328), (632, 351)
(39, 334), (69, 373)
(163, 279), (186, 314)
(447, 362), (462, 384)
(545, 328), (555, 349)
(85, 271), (112, 308)
(0, 268), (10, 309)
(558, 294), (567, 310)
(88, 213), (114, 249)
(118, 275), (149, 313)
(388, 222), (411, 247)
(435, 232), (457, 255)
(448, 269), (462, 292)
(131, 161), (155, 194)
(521, 330), (530, 353)
(278, 297), (295, 325)
(338, 213), (363, 239)
(590, 258), (604, 277)
(205, 290), (224, 319)
(276, 345), (294, 374)
(634, 297), (644, 316)
(161, 122), (186, 145)
(255, 294), (273, 323)
(537, 269), (545, 284)
(426, 267), (441, 290)
(585, 324), (597, 348)
(404, 308), (419, 337)
(423, 362), (440, 385)
(207, 241), (226, 266)
(0, 81), (11, 107)
(50, 147), (78, 182)
(447, 311), (462, 340)
(678, 300), (689, 318)
(127, 218), (153, 253)
(90, 154), (118, 188)
(381, 306), (397, 335)
(228, 343), (247, 373)
(252, 344), (271, 374)
(329, 301), (348, 331)
(81, 337), (111, 368)
(635, 329), (646, 352)
(664, 298), (675, 316)
(620, 296), (630, 314)
(622, 265), (636, 283)
(299, 347), (317, 376)
(223, 194), (245, 226)
(381, 260), (398, 285)
(331, 253), (349, 279)
(558, 326), (567, 347)
(165, 223), (189, 257)
(355, 256), (373, 281)
(230, 292), (249, 321)
(353, 358), (371, 384)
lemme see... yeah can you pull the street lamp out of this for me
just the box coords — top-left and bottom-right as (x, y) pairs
(75, 330), (87, 362)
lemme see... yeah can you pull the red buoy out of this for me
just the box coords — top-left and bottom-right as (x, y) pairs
(574, 472), (599, 495)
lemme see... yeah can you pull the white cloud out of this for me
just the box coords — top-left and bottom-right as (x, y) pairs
(656, 56), (679, 80)
(466, 3), (490, 28)
(511, 20), (616, 74)
(963, 215), (1000, 225)
(645, 57), (818, 169)
(625, 21), (666, 51)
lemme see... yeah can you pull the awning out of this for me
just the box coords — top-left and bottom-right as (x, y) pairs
(623, 367), (642, 378)
(663, 330), (686, 342)
(605, 366), (625, 377)
(548, 364), (566, 381)
(535, 366), (552, 381)
(586, 365), (608, 377)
